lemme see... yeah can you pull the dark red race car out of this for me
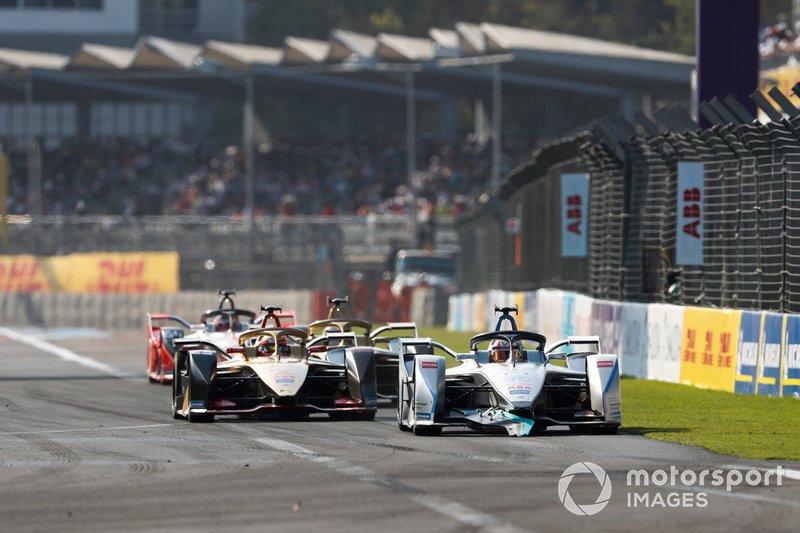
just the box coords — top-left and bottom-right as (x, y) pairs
(146, 289), (296, 384)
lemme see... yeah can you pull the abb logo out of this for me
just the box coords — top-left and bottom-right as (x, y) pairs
(683, 187), (701, 238)
(88, 259), (157, 293)
(0, 259), (47, 291)
(566, 195), (582, 235)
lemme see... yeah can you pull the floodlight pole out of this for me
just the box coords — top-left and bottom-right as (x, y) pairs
(24, 76), (41, 252)
(243, 72), (255, 227)
(243, 72), (255, 288)
(405, 69), (416, 194)
(436, 54), (513, 191)
(491, 62), (502, 190)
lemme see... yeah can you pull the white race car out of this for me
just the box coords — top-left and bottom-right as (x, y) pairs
(397, 306), (621, 436)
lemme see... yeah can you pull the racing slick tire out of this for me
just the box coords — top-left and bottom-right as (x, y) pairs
(185, 359), (214, 423)
(171, 363), (182, 419)
(148, 352), (162, 384)
(413, 425), (442, 436)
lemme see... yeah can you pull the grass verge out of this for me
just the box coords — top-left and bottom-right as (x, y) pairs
(418, 327), (800, 460)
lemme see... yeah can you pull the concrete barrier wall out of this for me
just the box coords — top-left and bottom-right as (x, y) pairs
(0, 291), (313, 329)
(447, 289), (800, 398)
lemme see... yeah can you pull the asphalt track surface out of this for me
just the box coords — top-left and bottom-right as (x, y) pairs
(1, 328), (798, 533)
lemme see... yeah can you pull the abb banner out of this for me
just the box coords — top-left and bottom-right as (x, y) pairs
(676, 162), (704, 265)
(561, 173), (589, 257)
(0, 252), (179, 293)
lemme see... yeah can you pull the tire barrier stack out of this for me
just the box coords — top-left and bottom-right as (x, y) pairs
(448, 290), (800, 398)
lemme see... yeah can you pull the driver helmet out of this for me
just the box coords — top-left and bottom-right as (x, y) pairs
(489, 338), (523, 363)
(212, 314), (231, 332)
(323, 325), (340, 346)
(256, 337), (276, 357)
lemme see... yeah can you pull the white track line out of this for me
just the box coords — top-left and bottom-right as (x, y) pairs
(0, 327), (127, 378)
(0, 423), (172, 438)
(255, 437), (528, 533)
(722, 464), (800, 482)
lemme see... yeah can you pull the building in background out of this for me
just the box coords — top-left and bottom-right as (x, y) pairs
(0, 0), (250, 145)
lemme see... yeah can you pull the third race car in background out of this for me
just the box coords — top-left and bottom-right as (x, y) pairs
(305, 296), (419, 400)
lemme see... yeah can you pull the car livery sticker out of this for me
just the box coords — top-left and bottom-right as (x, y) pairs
(190, 400), (205, 408)
(275, 375), (296, 383)
(597, 360), (614, 368)
(416, 412), (432, 420)
(421, 361), (438, 369)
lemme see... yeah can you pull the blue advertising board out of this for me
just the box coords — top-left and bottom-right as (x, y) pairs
(735, 311), (762, 395)
(561, 173), (589, 257)
(757, 312), (783, 397)
(783, 315), (800, 398)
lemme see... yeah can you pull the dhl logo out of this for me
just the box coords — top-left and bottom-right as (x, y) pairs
(87, 259), (158, 293)
(0, 253), (178, 293)
(0, 258), (49, 291)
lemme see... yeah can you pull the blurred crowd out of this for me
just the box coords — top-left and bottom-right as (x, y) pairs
(760, 16), (800, 58)
(1, 134), (536, 217)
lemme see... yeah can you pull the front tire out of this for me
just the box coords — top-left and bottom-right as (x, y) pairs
(185, 359), (214, 423)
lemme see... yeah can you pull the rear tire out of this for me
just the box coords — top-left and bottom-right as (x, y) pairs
(171, 369), (182, 419)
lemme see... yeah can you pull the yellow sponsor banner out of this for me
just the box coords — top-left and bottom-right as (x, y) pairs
(680, 307), (742, 392)
(515, 292), (525, 329)
(474, 292), (486, 332)
(0, 252), (179, 293)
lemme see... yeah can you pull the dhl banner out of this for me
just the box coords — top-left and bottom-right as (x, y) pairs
(0, 252), (179, 293)
(680, 307), (741, 392)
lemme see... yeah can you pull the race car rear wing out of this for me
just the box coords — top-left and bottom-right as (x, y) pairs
(370, 322), (419, 344)
(545, 335), (601, 355)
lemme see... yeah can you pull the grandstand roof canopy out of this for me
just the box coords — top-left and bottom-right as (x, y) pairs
(0, 21), (694, 104)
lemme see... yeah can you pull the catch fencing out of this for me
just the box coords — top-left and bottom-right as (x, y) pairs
(456, 106), (800, 314)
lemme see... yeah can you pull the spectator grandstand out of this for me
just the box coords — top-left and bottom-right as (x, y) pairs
(1, 134), (536, 217)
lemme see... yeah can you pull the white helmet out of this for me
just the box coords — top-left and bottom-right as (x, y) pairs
(489, 338), (522, 363)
